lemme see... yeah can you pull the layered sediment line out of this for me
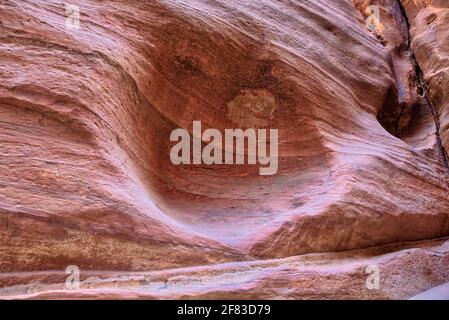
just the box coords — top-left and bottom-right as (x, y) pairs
(1, 0), (449, 299)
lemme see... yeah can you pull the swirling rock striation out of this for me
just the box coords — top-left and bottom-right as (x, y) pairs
(0, 0), (448, 299)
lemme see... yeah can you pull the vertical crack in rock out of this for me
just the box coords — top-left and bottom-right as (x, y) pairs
(3, 0), (449, 299)
(396, 0), (449, 169)
(356, 0), (429, 144)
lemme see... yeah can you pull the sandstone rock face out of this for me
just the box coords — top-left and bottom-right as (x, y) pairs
(0, 0), (448, 299)
(400, 0), (449, 161)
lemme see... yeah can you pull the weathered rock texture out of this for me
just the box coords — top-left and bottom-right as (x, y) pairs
(0, 0), (448, 299)
(400, 0), (449, 162)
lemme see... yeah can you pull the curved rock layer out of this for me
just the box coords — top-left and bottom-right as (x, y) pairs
(400, 0), (449, 159)
(0, 0), (448, 299)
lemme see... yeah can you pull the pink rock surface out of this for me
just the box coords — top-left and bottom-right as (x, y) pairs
(400, 0), (449, 160)
(0, 0), (448, 299)
(409, 281), (449, 300)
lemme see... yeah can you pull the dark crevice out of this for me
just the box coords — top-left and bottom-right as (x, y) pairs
(395, 0), (449, 170)
(377, 84), (416, 138)
(414, 56), (449, 169)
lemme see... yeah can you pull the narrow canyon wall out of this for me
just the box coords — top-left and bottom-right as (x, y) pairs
(400, 0), (449, 160)
(0, 0), (448, 299)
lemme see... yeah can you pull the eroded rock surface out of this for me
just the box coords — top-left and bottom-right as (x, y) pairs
(399, 0), (449, 161)
(0, 0), (448, 299)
